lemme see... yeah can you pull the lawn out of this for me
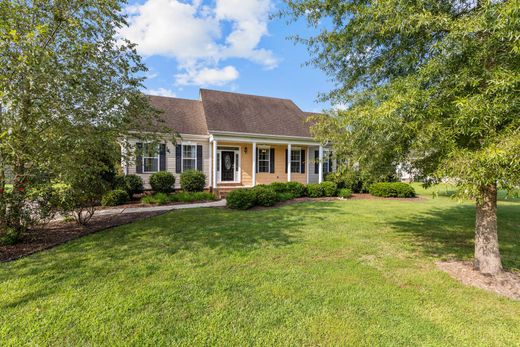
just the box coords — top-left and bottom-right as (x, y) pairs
(0, 188), (519, 346)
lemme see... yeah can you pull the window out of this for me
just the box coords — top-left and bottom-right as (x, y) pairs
(182, 145), (196, 171)
(142, 143), (159, 173)
(291, 149), (301, 173)
(323, 149), (332, 173)
(258, 148), (270, 173)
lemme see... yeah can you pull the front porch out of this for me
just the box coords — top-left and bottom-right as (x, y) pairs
(207, 135), (331, 193)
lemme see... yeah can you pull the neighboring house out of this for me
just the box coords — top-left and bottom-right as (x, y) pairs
(123, 89), (335, 191)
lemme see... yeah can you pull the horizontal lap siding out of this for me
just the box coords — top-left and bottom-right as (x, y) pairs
(256, 144), (307, 185)
(127, 137), (210, 189)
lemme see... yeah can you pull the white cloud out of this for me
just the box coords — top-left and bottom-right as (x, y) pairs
(175, 66), (239, 86)
(120, 0), (277, 86)
(147, 88), (177, 98)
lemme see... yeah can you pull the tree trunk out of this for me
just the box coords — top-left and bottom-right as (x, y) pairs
(474, 184), (502, 275)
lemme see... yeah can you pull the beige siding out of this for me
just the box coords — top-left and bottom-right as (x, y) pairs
(256, 144), (307, 185)
(126, 136), (210, 189)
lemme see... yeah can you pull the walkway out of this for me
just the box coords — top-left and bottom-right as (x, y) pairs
(95, 199), (227, 216)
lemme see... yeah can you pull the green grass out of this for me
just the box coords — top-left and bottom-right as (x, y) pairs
(0, 188), (519, 346)
(141, 191), (216, 205)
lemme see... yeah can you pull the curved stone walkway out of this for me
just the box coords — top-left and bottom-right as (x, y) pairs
(95, 199), (227, 216)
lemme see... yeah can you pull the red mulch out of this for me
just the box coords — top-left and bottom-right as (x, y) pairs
(0, 210), (167, 262)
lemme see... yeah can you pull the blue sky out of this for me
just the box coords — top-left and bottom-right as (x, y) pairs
(122, 0), (333, 112)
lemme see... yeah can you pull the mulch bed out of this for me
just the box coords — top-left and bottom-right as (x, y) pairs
(350, 193), (426, 201)
(0, 210), (167, 263)
(437, 260), (520, 301)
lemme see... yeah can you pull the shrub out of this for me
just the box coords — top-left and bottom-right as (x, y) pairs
(170, 191), (215, 203)
(101, 189), (129, 206)
(269, 182), (289, 193)
(276, 192), (295, 202)
(114, 174), (144, 198)
(150, 172), (176, 193)
(141, 192), (169, 205)
(180, 170), (206, 192)
(306, 183), (324, 198)
(321, 181), (338, 197)
(369, 182), (416, 198)
(252, 186), (278, 207)
(338, 188), (353, 199)
(285, 182), (307, 197)
(326, 171), (370, 193)
(124, 175), (144, 197)
(226, 188), (256, 210)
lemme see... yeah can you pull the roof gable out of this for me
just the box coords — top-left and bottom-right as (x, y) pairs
(146, 89), (315, 138)
(200, 89), (312, 138)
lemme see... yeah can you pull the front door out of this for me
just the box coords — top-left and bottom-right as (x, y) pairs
(221, 150), (235, 182)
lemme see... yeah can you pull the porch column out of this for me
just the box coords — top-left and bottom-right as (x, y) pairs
(318, 145), (324, 183)
(212, 140), (218, 188)
(208, 140), (212, 188)
(252, 142), (257, 187)
(287, 143), (292, 182)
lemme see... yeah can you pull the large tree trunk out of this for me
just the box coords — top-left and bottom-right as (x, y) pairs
(474, 184), (502, 275)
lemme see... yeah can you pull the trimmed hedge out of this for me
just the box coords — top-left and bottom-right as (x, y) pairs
(150, 172), (176, 193)
(269, 182), (306, 197)
(285, 182), (307, 197)
(306, 183), (324, 198)
(321, 181), (338, 197)
(226, 188), (257, 210)
(180, 170), (206, 192)
(252, 186), (278, 207)
(101, 189), (129, 206)
(369, 182), (416, 198)
(338, 188), (353, 198)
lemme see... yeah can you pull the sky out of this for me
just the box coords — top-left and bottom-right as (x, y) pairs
(121, 0), (334, 112)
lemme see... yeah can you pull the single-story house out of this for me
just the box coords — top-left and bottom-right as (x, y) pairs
(123, 89), (335, 192)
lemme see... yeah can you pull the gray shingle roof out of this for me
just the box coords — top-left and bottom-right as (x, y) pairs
(148, 95), (207, 135)
(200, 89), (312, 138)
(147, 89), (314, 138)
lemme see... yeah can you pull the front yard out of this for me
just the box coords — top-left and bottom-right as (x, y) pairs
(0, 189), (519, 345)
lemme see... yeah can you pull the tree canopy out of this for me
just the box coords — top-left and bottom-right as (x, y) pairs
(283, 0), (520, 274)
(0, 0), (165, 238)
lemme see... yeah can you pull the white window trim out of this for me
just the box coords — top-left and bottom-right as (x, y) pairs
(322, 148), (332, 174)
(181, 144), (197, 172)
(257, 146), (271, 173)
(142, 143), (160, 173)
(290, 149), (302, 174)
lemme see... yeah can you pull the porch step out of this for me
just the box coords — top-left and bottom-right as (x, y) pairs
(215, 185), (245, 199)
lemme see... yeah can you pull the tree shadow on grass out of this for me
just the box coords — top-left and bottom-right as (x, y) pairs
(388, 203), (520, 271)
(0, 202), (343, 309)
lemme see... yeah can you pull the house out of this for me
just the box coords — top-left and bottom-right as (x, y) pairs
(123, 89), (335, 192)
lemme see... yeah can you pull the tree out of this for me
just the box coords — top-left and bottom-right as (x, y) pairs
(0, 0), (165, 240)
(283, 0), (520, 274)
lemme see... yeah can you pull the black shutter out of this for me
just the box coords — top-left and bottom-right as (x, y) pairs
(285, 149), (288, 173)
(301, 149), (305, 174)
(269, 148), (275, 173)
(197, 145), (203, 171)
(328, 157), (333, 173)
(159, 144), (166, 171)
(175, 145), (182, 173)
(255, 147), (259, 173)
(314, 150), (319, 174)
(136, 143), (143, 174)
